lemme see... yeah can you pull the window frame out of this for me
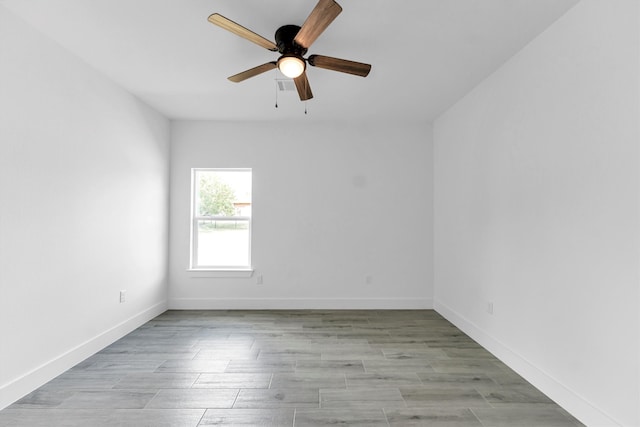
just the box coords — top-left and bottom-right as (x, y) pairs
(189, 168), (253, 272)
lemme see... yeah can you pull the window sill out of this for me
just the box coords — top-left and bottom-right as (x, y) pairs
(187, 268), (254, 278)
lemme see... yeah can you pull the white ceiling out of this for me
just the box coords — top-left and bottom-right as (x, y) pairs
(1, 0), (578, 122)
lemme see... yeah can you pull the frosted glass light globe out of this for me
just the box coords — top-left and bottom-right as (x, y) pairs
(278, 56), (305, 78)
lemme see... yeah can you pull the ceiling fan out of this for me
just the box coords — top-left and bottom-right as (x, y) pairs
(208, 0), (371, 101)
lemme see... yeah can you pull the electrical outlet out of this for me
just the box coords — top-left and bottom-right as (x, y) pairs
(120, 290), (126, 303)
(487, 301), (494, 315)
(365, 275), (373, 285)
(256, 275), (263, 285)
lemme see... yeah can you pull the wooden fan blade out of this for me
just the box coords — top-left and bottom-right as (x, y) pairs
(293, 0), (342, 49)
(294, 71), (313, 101)
(308, 54), (371, 77)
(228, 62), (277, 83)
(208, 13), (278, 51)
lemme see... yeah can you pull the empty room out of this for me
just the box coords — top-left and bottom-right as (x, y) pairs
(0, 0), (638, 426)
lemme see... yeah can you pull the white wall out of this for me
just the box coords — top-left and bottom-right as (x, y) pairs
(433, 1), (639, 426)
(0, 7), (170, 409)
(169, 120), (433, 309)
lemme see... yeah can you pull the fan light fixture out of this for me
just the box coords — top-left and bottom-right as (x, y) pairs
(278, 55), (305, 78)
(208, 0), (372, 102)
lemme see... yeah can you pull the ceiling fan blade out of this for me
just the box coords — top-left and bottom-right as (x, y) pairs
(308, 54), (371, 77)
(293, 0), (342, 49)
(208, 13), (278, 51)
(228, 62), (277, 83)
(294, 71), (313, 101)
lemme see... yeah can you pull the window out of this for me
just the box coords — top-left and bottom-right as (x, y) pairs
(190, 169), (252, 270)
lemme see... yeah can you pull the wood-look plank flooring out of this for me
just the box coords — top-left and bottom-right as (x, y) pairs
(0, 310), (583, 426)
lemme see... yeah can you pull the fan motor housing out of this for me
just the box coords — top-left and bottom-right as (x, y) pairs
(275, 25), (307, 56)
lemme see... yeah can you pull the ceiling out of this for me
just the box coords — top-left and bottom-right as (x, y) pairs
(1, 0), (578, 122)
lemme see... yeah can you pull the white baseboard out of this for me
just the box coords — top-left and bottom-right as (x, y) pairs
(0, 301), (167, 410)
(169, 298), (433, 310)
(434, 300), (622, 427)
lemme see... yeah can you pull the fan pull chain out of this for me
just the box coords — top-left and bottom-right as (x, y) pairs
(304, 102), (307, 115)
(274, 77), (279, 109)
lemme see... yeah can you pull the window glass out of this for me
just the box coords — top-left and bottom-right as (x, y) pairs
(191, 169), (252, 269)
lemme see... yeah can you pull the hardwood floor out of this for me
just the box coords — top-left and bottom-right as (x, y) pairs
(0, 310), (583, 426)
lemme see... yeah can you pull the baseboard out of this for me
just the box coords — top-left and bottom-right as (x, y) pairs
(0, 301), (167, 410)
(434, 300), (622, 427)
(169, 297), (433, 310)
